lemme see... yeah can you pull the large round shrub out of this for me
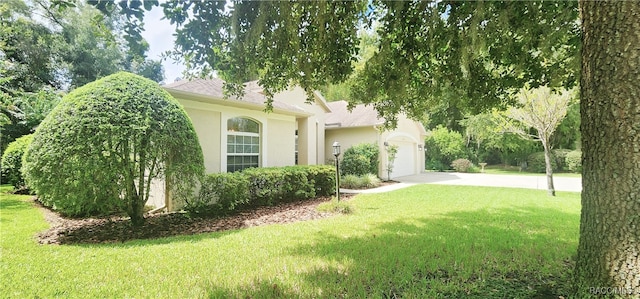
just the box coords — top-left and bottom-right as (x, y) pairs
(1, 134), (34, 189)
(341, 143), (379, 176)
(23, 72), (205, 225)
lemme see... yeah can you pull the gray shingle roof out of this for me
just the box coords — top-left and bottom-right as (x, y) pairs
(163, 78), (308, 114)
(325, 101), (384, 128)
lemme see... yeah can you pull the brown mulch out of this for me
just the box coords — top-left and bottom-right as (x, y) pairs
(36, 194), (355, 245)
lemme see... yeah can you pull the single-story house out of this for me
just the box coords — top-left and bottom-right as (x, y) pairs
(146, 78), (425, 209)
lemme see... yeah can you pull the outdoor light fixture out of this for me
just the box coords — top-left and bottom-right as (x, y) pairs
(332, 141), (341, 157)
(332, 141), (341, 201)
(418, 144), (423, 151)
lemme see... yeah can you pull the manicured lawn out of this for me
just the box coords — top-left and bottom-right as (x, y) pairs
(1, 184), (580, 298)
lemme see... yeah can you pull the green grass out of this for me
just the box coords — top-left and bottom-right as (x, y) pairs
(1, 184), (581, 298)
(482, 165), (582, 177)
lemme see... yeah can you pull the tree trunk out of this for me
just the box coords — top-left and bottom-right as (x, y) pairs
(541, 140), (556, 196)
(574, 1), (640, 295)
(130, 195), (146, 227)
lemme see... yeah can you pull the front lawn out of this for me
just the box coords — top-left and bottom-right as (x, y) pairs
(1, 185), (580, 298)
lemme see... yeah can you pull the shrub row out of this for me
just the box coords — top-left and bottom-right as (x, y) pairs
(526, 150), (582, 173)
(187, 165), (336, 216)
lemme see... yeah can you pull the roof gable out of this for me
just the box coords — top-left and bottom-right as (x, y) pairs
(325, 101), (384, 128)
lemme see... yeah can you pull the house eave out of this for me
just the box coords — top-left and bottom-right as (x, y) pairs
(165, 89), (313, 117)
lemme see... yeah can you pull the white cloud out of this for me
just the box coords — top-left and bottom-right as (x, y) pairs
(142, 6), (185, 83)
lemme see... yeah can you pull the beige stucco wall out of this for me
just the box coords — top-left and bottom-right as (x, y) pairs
(179, 98), (297, 172)
(325, 126), (380, 165)
(272, 87), (329, 165)
(266, 118), (296, 167)
(184, 107), (222, 173)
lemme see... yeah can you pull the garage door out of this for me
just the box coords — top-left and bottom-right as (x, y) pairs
(390, 142), (415, 179)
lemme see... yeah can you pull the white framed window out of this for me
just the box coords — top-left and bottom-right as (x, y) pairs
(227, 117), (260, 172)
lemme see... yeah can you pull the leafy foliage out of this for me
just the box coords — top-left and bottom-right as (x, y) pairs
(1, 133), (33, 188)
(341, 143), (379, 176)
(552, 149), (571, 172)
(565, 150), (582, 173)
(425, 126), (467, 171)
(459, 111), (541, 166)
(0, 88), (60, 154)
(23, 72), (204, 224)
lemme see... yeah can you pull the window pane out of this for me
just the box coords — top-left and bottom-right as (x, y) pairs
(227, 144), (234, 153)
(227, 135), (235, 143)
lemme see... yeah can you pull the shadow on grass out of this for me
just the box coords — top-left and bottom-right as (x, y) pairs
(207, 206), (578, 298)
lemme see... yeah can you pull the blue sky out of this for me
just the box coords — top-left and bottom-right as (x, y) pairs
(141, 6), (185, 83)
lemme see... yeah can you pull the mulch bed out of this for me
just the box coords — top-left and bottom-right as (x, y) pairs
(35, 194), (355, 245)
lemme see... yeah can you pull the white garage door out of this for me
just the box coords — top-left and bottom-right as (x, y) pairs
(390, 142), (415, 179)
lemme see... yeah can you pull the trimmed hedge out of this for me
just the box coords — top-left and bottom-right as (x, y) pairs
(190, 172), (250, 216)
(187, 165), (336, 216)
(1, 134), (34, 189)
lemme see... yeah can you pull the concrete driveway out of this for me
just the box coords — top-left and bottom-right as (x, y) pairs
(396, 172), (582, 192)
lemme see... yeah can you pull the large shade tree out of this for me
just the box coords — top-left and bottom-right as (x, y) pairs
(83, 0), (638, 294)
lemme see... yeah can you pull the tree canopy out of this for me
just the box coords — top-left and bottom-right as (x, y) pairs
(134, 1), (579, 125)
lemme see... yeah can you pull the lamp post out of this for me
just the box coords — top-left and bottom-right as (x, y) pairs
(332, 141), (341, 201)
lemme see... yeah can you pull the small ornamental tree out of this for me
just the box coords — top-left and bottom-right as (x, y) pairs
(23, 72), (205, 225)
